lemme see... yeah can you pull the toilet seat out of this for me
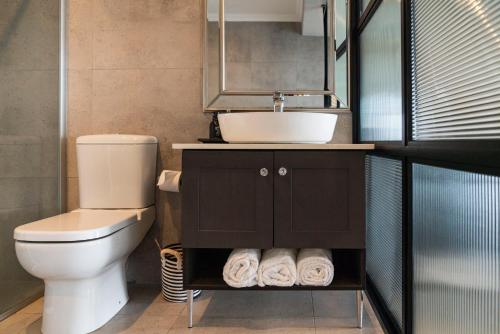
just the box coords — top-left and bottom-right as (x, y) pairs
(14, 206), (154, 242)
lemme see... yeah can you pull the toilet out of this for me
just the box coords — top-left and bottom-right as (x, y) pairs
(14, 134), (158, 334)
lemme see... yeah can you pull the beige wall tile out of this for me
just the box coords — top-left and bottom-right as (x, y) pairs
(68, 0), (94, 70)
(91, 68), (204, 133)
(91, 0), (201, 70)
(67, 70), (93, 178)
(66, 177), (79, 211)
(0, 70), (58, 137)
(0, 141), (41, 178)
(66, 136), (78, 178)
(0, 178), (40, 210)
(67, 70), (93, 137)
(39, 177), (59, 218)
(93, 21), (201, 69)
(40, 135), (59, 178)
(331, 113), (353, 144)
(0, 1), (59, 70)
(93, 0), (201, 30)
(0, 1), (22, 25)
(125, 226), (161, 284)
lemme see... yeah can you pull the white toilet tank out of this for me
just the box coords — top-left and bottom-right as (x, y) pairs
(76, 134), (158, 209)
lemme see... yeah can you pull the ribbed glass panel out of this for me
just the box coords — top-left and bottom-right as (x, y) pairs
(359, 0), (402, 141)
(413, 164), (500, 334)
(411, 0), (500, 140)
(365, 155), (403, 330)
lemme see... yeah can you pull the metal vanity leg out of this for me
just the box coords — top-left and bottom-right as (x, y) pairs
(187, 290), (194, 328)
(356, 290), (364, 328)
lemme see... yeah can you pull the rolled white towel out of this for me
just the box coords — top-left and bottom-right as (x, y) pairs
(296, 249), (334, 286)
(223, 249), (261, 288)
(257, 249), (297, 287)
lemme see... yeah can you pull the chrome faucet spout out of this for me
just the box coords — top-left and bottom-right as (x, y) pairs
(273, 92), (285, 112)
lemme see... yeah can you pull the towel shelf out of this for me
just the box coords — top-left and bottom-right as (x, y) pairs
(183, 248), (365, 291)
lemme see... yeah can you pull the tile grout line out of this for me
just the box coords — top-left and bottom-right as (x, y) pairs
(166, 302), (185, 334)
(311, 290), (318, 333)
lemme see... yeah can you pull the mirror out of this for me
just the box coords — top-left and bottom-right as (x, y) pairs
(204, 0), (350, 111)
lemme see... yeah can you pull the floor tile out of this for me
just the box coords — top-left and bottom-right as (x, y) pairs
(168, 317), (315, 334)
(0, 312), (41, 334)
(94, 314), (178, 334)
(127, 285), (163, 303)
(313, 291), (384, 334)
(113, 285), (185, 318)
(92, 315), (140, 334)
(312, 290), (358, 318)
(17, 299), (44, 315)
(12, 318), (42, 334)
(118, 299), (185, 317)
(190, 291), (314, 319)
(0, 280), (43, 317)
(0, 287), (385, 334)
(314, 317), (383, 334)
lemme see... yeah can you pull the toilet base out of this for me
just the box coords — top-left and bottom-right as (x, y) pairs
(42, 259), (128, 334)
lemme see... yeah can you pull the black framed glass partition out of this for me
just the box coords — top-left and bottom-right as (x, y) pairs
(352, 0), (500, 333)
(358, 0), (402, 142)
(411, 0), (500, 141)
(365, 155), (404, 331)
(412, 163), (500, 334)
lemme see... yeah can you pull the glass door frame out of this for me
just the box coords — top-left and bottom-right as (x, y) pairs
(0, 0), (67, 321)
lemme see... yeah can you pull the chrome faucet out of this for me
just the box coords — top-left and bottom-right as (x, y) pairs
(273, 92), (285, 112)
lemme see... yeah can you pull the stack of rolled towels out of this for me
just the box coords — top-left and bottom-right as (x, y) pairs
(223, 248), (334, 288)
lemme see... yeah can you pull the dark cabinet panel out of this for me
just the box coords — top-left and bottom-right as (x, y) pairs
(274, 151), (365, 248)
(182, 151), (274, 248)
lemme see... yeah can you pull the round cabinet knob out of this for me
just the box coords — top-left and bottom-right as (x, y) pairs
(279, 167), (287, 176)
(260, 168), (269, 177)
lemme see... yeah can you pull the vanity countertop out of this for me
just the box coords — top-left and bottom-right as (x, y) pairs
(172, 143), (375, 150)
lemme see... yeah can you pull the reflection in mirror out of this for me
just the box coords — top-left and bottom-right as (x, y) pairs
(336, 0), (347, 45)
(205, 0), (221, 109)
(223, 7), (330, 92)
(204, 0), (349, 111)
(335, 53), (348, 105)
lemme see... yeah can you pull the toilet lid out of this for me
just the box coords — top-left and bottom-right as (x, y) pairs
(14, 207), (154, 242)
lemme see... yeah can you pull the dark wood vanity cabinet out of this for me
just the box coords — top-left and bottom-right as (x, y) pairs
(182, 150), (365, 249)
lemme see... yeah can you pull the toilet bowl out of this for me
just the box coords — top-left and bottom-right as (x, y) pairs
(15, 207), (155, 334)
(13, 134), (158, 334)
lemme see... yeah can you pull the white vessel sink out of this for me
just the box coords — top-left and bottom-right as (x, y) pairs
(218, 112), (338, 144)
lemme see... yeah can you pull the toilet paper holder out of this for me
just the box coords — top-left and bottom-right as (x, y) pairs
(157, 170), (182, 192)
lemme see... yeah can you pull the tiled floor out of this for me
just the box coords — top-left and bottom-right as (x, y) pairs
(0, 286), (384, 334)
(0, 280), (43, 317)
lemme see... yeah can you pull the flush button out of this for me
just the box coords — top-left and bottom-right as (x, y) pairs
(260, 168), (269, 177)
(279, 167), (287, 176)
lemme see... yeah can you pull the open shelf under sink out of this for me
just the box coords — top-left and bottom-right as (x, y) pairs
(183, 248), (365, 291)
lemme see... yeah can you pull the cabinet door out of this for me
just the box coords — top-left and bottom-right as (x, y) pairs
(182, 151), (273, 248)
(274, 151), (365, 248)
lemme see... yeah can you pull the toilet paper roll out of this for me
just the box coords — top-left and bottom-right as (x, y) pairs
(157, 170), (182, 192)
